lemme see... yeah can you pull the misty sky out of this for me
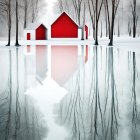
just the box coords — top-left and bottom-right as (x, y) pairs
(42, 0), (135, 25)
(40, 0), (57, 25)
(43, 0), (140, 34)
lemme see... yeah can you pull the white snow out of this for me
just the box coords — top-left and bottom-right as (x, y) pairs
(0, 36), (139, 46)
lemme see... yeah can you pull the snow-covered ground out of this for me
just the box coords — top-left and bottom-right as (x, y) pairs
(0, 36), (140, 52)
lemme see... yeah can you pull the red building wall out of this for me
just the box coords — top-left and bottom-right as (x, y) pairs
(36, 24), (47, 40)
(51, 12), (78, 38)
(85, 25), (88, 39)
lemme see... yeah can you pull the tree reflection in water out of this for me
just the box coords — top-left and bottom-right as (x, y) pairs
(129, 52), (140, 140)
(56, 46), (140, 140)
(0, 48), (47, 140)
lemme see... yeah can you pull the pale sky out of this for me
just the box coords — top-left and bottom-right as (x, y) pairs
(40, 0), (57, 26)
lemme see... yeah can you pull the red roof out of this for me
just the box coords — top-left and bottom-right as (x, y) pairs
(52, 12), (79, 27)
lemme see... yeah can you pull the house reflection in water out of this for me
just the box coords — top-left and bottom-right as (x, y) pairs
(51, 45), (88, 87)
(25, 45), (88, 87)
(36, 45), (48, 81)
(25, 45), (48, 87)
(25, 46), (36, 90)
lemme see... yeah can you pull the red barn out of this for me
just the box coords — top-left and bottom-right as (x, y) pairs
(25, 23), (48, 40)
(51, 12), (79, 38)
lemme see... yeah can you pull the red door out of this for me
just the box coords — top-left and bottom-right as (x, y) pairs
(27, 33), (31, 40)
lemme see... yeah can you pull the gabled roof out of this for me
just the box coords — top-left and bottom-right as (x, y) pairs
(51, 11), (79, 27)
(26, 22), (47, 30)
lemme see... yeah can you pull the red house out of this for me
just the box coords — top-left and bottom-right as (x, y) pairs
(51, 12), (80, 39)
(25, 23), (48, 40)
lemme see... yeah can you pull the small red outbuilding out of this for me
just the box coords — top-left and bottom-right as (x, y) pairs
(36, 24), (47, 40)
(51, 12), (79, 38)
(25, 23), (48, 40)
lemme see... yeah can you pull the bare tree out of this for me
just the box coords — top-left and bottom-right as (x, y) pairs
(15, 0), (20, 46)
(31, 0), (39, 23)
(23, 0), (28, 29)
(104, 0), (109, 37)
(95, 0), (104, 45)
(0, 0), (12, 46)
(100, 20), (103, 38)
(6, 0), (12, 46)
(128, 20), (132, 36)
(117, 18), (120, 37)
(81, 2), (86, 40)
(130, 0), (138, 38)
(107, 0), (120, 46)
(87, 0), (103, 44)
(58, 0), (64, 13)
(87, 0), (96, 39)
(57, 0), (71, 14)
(71, 0), (83, 25)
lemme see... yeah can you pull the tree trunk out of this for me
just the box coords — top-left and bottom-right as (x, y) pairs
(6, 0), (11, 46)
(104, 1), (108, 37)
(105, 16), (108, 37)
(93, 13), (96, 40)
(132, 0), (137, 38)
(95, 21), (99, 45)
(81, 3), (86, 40)
(109, 2), (115, 46)
(24, 4), (27, 29)
(100, 21), (103, 38)
(117, 19), (120, 37)
(95, 0), (99, 45)
(133, 17), (136, 38)
(15, 0), (20, 46)
(105, 0), (111, 39)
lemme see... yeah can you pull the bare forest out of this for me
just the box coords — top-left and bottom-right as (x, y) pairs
(55, 0), (140, 45)
(0, 0), (47, 46)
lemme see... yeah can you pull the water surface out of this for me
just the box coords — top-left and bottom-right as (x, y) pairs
(0, 45), (140, 140)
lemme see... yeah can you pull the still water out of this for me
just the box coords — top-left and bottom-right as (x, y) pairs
(0, 45), (140, 140)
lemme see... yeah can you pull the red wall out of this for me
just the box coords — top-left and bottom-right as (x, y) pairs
(51, 12), (78, 38)
(36, 25), (47, 40)
(85, 25), (88, 39)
